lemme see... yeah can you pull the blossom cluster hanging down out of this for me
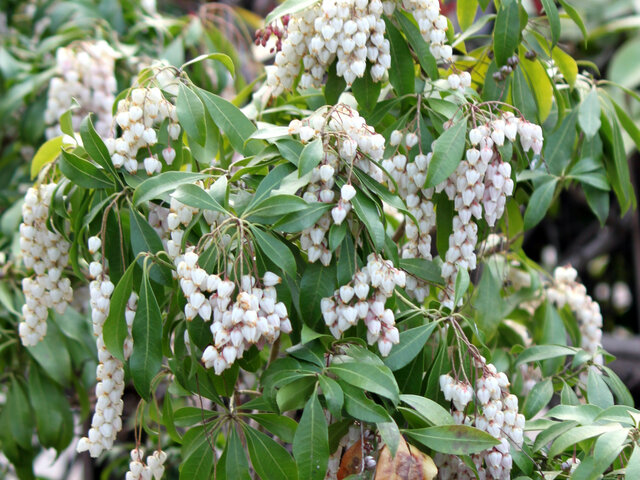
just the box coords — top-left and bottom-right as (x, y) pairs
(289, 104), (385, 265)
(437, 360), (524, 479)
(18, 183), (72, 346)
(45, 40), (117, 139)
(435, 112), (543, 308)
(321, 253), (405, 356)
(77, 237), (135, 458)
(105, 84), (179, 176)
(547, 265), (604, 366)
(262, 0), (451, 94)
(126, 448), (167, 480)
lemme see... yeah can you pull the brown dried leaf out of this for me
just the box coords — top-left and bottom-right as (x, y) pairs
(374, 436), (438, 480)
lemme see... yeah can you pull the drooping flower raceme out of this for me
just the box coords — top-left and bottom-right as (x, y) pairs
(322, 253), (405, 356)
(104, 85), (180, 176)
(18, 183), (72, 346)
(77, 238), (135, 458)
(289, 104), (385, 266)
(44, 40), (117, 139)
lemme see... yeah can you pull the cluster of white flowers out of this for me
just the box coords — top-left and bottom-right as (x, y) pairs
(44, 40), (117, 139)
(290, 105), (385, 265)
(438, 361), (524, 479)
(77, 238), (134, 458)
(399, 0), (452, 62)
(436, 113), (542, 307)
(104, 86), (179, 175)
(321, 253), (404, 356)
(383, 131), (434, 302)
(266, 0), (391, 94)
(126, 448), (167, 480)
(18, 183), (72, 346)
(546, 265), (603, 365)
(447, 71), (472, 92)
(200, 271), (292, 375)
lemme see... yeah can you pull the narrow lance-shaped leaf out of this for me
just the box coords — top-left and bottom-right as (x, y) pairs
(406, 425), (500, 455)
(103, 262), (135, 362)
(177, 83), (207, 146)
(293, 391), (329, 480)
(244, 425), (299, 480)
(493, 0), (521, 67)
(130, 268), (163, 400)
(59, 150), (114, 189)
(425, 118), (467, 188)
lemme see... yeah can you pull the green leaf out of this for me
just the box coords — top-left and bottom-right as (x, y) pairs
(130, 270), (163, 400)
(400, 394), (454, 426)
(196, 88), (258, 155)
(601, 110), (634, 213)
(133, 172), (211, 206)
(540, 0), (560, 45)
(244, 425), (299, 480)
(511, 68), (537, 122)
(171, 183), (227, 215)
(399, 258), (443, 285)
(293, 391), (329, 480)
(7, 378), (34, 449)
(543, 110), (578, 175)
(59, 150), (114, 189)
(247, 194), (309, 218)
(610, 97), (640, 151)
(601, 366), (634, 407)
(273, 203), (333, 233)
(472, 257), (507, 339)
(352, 69), (381, 113)
(103, 262), (135, 362)
(392, 12), (438, 78)
(626, 445), (640, 479)
(181, 53), (235, 77)
(251, 226), (297, 278)
(30, 136), (62, 179)
(384, 323), (437, 371)
(80, 115), (119, 180)
(265, 0), (319, 24)
(549, 424), (623, 458)
(587, 369), (614, 409)
(248, 413), (298, 443)
(28, 365), (73, 451)
(340, 381), (391, 423)
(515, 344), (577, 367)
(558, 0), (587, 42)
(328, 223), (347, 252)
(225, 428), (251, 480)
(180, 428), (214, 480)
(493, 0), (521, 67)
(546, 404), (602, 424)
(523, 378), (553, 418)
(319, 376), (344, 418)
(406, 425), (500, 455)
(578, 89), (602, 138)
(458, 0), (478, 31)
(533, 420), (578, 452)
(520, 56), (553, 123)
(329, 362), (399, 403)
(27, 318), (71, 386)
(571, 429), (629, 480)
(607, 36), (640, 90)
(298, 138), (323, 177)
(129, 206), (172, 284)
(177, 83), (207, 146)
(425, 118), (467, 188)
(454, 268), (470, 307)
(523, 177), (557, 230)
(377, 420), (401, 457)
(385, 18), (414, 96)
(351, 187), (385, 250)
(325, 59), (346, 105)
(298, 262), (337, 328)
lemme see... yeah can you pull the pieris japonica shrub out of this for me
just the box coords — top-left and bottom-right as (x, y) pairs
(1, 0), (640, 479)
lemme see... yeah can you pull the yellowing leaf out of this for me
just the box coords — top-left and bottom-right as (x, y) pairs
(521, 55), (554, 122)
(374, 437), (438, 480)
(30, 136), (63, 179)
